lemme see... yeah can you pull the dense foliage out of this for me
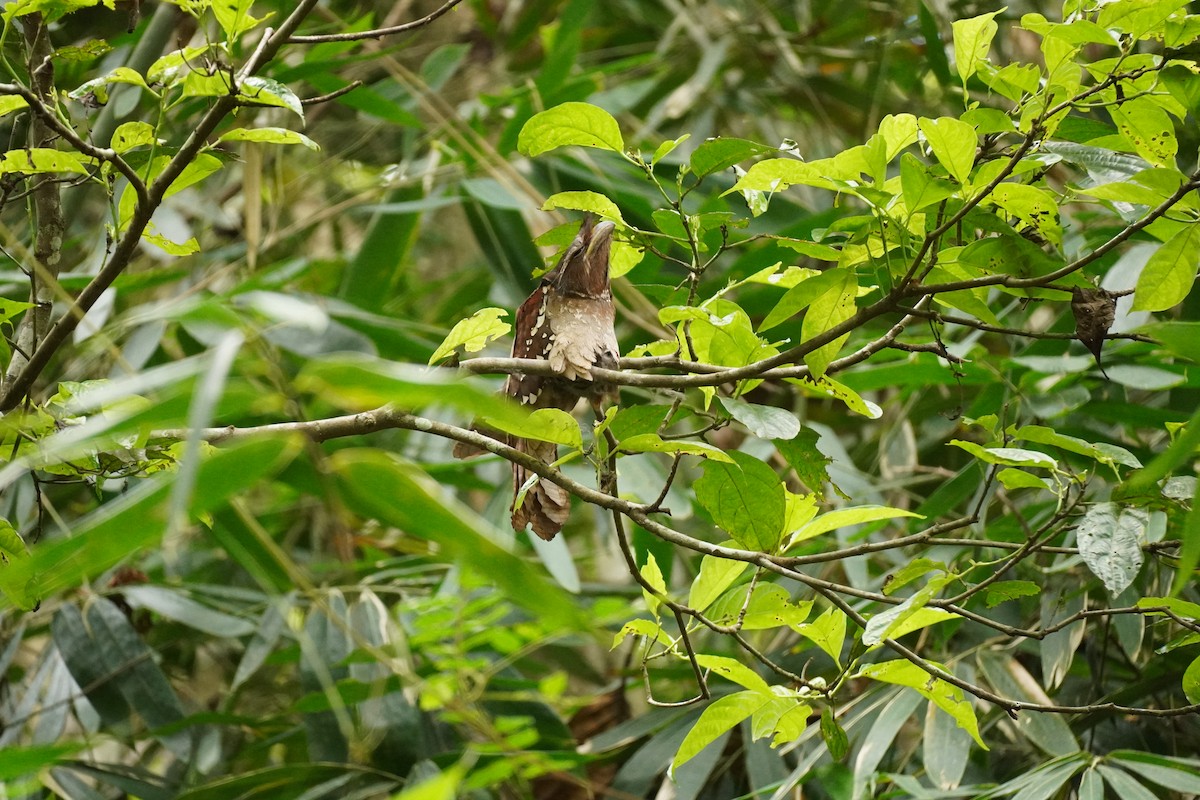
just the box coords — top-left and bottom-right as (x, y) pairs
(1, 1), (1200, 798)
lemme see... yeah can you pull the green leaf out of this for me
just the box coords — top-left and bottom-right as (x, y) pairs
(985, 580), (1042, 607)
(239, 76), (304, 117)
(672, 691), (773, 770)
(801, 267), (857, 379)
(878, 112), (920, 160)
(0, 148), (91, 175)
(618, 433), (734, 462)
(1012, 425), (1142, 469)
(640, 552), (666, 616)
(0, 518), (35, 609)
(147, 45), (216, 86)
(794, 606), (847, 663)
(856, 660), (987, 749)
(695, 451), (786, 552)
(990, 183), (1061, 243)
(518, 102), (624, 157)
(689, 137), (776, 177)
(110, 121), (158, 153)
(919, 116), (977, 184)
(688, 553), (750, 612)
(900, 153), (960, 213)
(331, 449), (587, 630)
(0, 744), (79, 781)
(760, 268), (847, 331)
(211, 0), (267, 40)
(863, 577), (955, 646)
(67, 66), (151, 103)
(484, 407), (583, 450)
(428, 307), (511, 365)
(541, 190), (625, 224)
(821, 707), (849, 761)
(718, 397), (801, 439)
(792, 505), (922, 543)
(612, 617), (671, 649)
(1111, 95), (1178, 167)
(1132, 224), (1200, 312)
(949, 439), (1058, 469)
(997, 468), (1051, 491)
(218, 127), (320, 150)
(695, 654), (773, 694)
(953, 9), (1003, 90)
(0, 95), (29, 118)
(651, 133), (690, 164)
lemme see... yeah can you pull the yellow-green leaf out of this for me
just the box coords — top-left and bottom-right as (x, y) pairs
(1132, 224), (1200, 312)
(219, 127), (319, 150)
(541, 190), (624, 224)
(428, 308), (511, 365)
(919, 116), (977, 184)
(518, 102), (624, 157)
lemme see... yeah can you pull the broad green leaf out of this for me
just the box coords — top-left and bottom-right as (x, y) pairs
(0, 148), (91, 175)
(518, 102), (624, 156)
(783, 490), (819, 534)
(821, 707), (849, 761)
(618, 433), (734, 462)
(1098, 0), (1192, 40)
(695, 655), (773, 694)
(900, 153), (959, 213)
(985, 580), (1042, 607)
(1111, 96), (1177, 167)
(998, 468), (1051, 491)
(760, 268), (846, 331)
(612, 617), (671, 649)
(1012, 425), (1142, 469)
(689, 137), (775, 177)
(0, 518), (35, 609)
(688, 553), (749, 612)
(1141, 321), (1200, 362)
(990, 183), (1062, 243)
(792, 505), (922, 543)
(240, 76), (304, 117)
(775, 429), (836, 495)
(1077, 503), (1147, 596)
(1132, 224), (1200, 312)
(0, 744), (79, 781)
(0, 96), (29, 118)
(331, 449), (587, 630)
(147, 45), (216, 86)
(485, 407), (583, 449)
(1136, 596), (1200, 619)
(212, 0), (267, 40)
(856, 660), (986, 748)
(795, 606), (847, 664)
(672, 691), (773, 770)
(958, 233), (1062, 279)
(428, 307), (511, 365)
(883, 558), (946, 595)
(652, 133), (690, 164)
(863, 577), (954, 646)
(878, 113), (919, 160)
(143, 230), (200, 256)
(727, 157), (837, 194)
(108, 121), (158, 153)
(801, 267), (857, 379)
(640, 552), (665, 616)
(953, 9), (1003, 90)
(695, 451), (786, 552)
(919, 117), (977, 184)
(219, 127), (319, 150)
(718, 396), (800, 439)
(541, 190), (625, 224)
(949, 440), (1058, 469)
(67, 66), (150, 104)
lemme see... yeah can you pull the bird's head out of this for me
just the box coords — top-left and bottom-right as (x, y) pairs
(550, 215), (615, 299)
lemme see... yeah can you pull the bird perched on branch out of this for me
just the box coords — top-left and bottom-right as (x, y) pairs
(455, 215), (620, 540)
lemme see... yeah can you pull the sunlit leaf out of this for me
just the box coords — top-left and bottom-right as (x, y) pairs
(518, 102), (625, 156)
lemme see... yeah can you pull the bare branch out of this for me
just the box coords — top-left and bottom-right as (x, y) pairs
(288, 0), (465, 44)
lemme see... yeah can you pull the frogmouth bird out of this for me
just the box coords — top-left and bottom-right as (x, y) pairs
(456, 215), (620, 540)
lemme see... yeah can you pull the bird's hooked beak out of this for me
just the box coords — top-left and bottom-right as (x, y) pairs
(587, 220), (616, 260)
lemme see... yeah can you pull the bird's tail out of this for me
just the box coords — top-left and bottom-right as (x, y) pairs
(511, 436), (569, 540)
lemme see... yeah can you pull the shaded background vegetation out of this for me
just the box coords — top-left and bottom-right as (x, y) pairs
(2, 1), (1200, 799)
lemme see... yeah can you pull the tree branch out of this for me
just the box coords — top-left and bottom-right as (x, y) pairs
(287, 0), (465, 43)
